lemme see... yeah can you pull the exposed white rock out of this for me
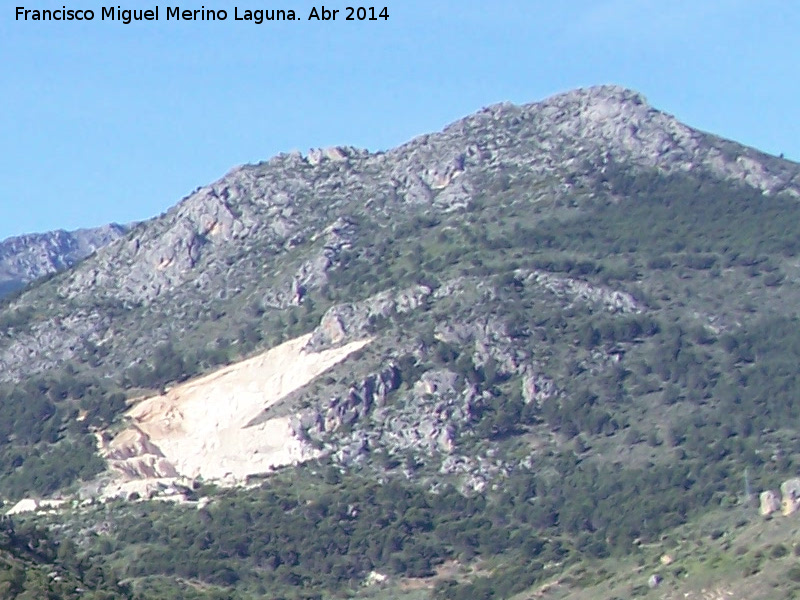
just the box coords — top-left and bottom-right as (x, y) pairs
(781, 478), (800, 516)
(760, 490), (781, 517)
(99, 478), (190, 503)
(6, 498), (66, 515)
(363, 571), (388, 586)
(6, 498), (39, 515)
(523, 270), (641, 313)
(105, 333), (370, 485)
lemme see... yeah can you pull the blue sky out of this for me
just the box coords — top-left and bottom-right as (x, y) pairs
(1, 0), (797, 240)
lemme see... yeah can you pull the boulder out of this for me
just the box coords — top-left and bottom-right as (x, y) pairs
(781, 478), (800, 516)
(521, 372), (556, 404)
(760, 490), (781, 516)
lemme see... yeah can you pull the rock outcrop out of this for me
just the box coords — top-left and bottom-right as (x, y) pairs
(760, 490), (781, 516)
(294, 364), (473, 465)
(0, 85), (798, 505)
(306, 285), (433, 351)
(760, 479), (800, 517)
(299, 364), (401, 437)
(0, 85), (797, 388)
(521, 270), (642, 314)
(781, 478), (800, 516)
(5, 498), (65, 516)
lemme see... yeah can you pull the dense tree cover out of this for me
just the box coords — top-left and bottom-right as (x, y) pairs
(320, 166), (800, 318)
(527, 168), (800, 260)
(43, 438), (755, 600)
(0, 372), (118, 498)
(0, 517), (129, 599)
(715, 315), (800, 433)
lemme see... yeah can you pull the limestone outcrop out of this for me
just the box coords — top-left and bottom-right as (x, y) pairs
(760, 490), (781, 516)
(781, 478), (800, 516)
(760, 478), (800, 517)
(306, 285), (433, 351)
(0, 224), (129, 297)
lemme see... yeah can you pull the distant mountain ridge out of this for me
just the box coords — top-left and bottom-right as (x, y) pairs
(0, 223), (130, 297)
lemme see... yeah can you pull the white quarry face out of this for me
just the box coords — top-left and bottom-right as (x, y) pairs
(104, 334), (370, 490)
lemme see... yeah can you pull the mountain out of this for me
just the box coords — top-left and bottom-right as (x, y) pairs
(0, 224), (130, 298)
(3, 85), (800, 600)
(2, 85), (797, 383)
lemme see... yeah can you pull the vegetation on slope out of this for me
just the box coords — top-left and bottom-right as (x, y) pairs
(0, 93), (799, 599)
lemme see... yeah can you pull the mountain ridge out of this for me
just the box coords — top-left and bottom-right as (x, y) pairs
(44, 86), (800, 301)
(0, 223), (130, 298)
(1, 85), (798, 386)
(3, 84), (800, 599)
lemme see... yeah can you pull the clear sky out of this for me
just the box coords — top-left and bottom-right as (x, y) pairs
(1, 0), (797, 240)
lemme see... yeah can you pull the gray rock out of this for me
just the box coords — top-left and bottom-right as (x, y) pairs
(0, 84), (798, 501)
(521, 372), (556, 405)
(0, 223), (129, 296)
(414, 369), (460, 396)
(292, 364), (401, 438)
(1, 85), (796, 387)
(520, 270), (641, 313)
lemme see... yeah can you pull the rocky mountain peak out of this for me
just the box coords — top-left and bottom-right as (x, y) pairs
(518, 84), (799, 195)
(1, 86), (798, 386)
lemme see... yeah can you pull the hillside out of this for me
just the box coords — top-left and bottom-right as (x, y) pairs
(3, 85), (800, 599)
(0, 516), (129, 599)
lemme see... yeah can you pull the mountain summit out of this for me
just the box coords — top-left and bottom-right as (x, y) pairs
(0, 86), (797, 384)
